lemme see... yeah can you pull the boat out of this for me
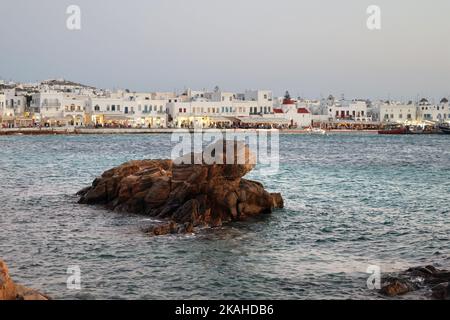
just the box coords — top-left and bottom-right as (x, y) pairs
(438, 124), (450, 134)
(378, 124), (408, 135)
(407, 125), (424, 134)
(306, 127), (327, 135)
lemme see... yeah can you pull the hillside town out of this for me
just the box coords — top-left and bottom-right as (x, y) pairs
(1, 78), (449, 132)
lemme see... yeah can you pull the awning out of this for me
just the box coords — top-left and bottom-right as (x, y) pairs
(15, 118), (34, 122)
(208, 116), (234, 122)
(1, 116), (15, 121)
(236, 117), (290, 125)
(103, 115), (134, 121)
(43, 118), (68, 122)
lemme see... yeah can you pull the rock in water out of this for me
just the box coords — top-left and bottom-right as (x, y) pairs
(78, 140), (284, 235)
(380, 265), (450, 299)
(0, 259), (49, 300)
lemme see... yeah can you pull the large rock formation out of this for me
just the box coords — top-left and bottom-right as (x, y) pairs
(380, 265), (450, 299)
(78, 141), (283, 235)
(0, 259), (49, 300)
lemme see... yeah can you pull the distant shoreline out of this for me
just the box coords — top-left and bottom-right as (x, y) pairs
(0, 128), (380, 136)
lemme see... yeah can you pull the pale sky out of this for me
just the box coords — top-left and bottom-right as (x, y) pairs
(1, 0), (449, 100)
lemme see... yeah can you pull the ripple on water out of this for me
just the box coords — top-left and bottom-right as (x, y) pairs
(0, 134), (449, 299)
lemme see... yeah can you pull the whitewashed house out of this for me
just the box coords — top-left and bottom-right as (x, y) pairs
(327, 99), (370, 122)
(89, 97), (131, 126)
(1, 89), (26, 117)
(380, 102), (417, 123)
(31, 92), (64, 126)
(61, 94), (90, 126)
(417, 98), (449, 122)
(166, 89), (274, 128)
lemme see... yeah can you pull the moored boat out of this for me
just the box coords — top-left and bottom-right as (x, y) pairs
(306, 127), (327, 135)
(438, 124), (450, 134)
(378, 124), (408, 135)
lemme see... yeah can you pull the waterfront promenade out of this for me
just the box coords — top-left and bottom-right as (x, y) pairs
(0, 127), (379, 135)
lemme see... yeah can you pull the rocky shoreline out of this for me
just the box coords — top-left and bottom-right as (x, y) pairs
(0, 259), (49, 300)
(380, 265), (450, 299)
(78, 140), (284, 235)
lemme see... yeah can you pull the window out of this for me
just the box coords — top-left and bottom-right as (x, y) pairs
(399, 114), (403, 119)
(407, 114), (412, 119)
(183, 108), (186, 113)
(107, 106), (110, 111)
(111, 105), (116, 111)
(179, 108), (182, 113)
(117, 106), (121, 112)
(94, 105), (100, 111)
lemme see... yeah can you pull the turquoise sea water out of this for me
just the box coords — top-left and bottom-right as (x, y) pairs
(0, 133), (449, 299)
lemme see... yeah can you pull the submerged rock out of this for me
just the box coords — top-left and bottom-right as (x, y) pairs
(0, 259), (49, 300)
(78, 140), (284, 235)
(380, 265), (450, 299)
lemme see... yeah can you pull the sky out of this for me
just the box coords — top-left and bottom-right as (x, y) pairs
(1, 0), (449, 100)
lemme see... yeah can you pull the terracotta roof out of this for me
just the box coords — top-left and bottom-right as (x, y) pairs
(440, 97), (449, 103)
(297, 108), (310, 114)
(282, 99), (296, 105)
(273, 108), (284, 113)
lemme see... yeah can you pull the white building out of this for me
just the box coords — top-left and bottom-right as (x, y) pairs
(327, 99), (370, 121)
(380, 102), (417, 123)
(0, 93), (6, 116)
(1, 89), (26, 117)
(417, 98), (449, 122)
(31, 92), (64, 125)
(273, 105), (312, 128)
(90, 95), (167, 128)
(166, 101), (250, 128)
(61, 94), (90, 126)
(166, 89), (273, 128)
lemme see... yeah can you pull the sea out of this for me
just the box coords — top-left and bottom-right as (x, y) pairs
(0, 133), (449, 299)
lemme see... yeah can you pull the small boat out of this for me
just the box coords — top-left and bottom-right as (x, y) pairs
(407, 125), (424, 134)
(438, 124), (450, 134)
(378, 124), (408, 135)
(306, 127), (327, 135)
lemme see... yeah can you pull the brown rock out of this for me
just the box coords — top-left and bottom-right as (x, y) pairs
(0, 259), (49, 300)
(380, 266), (450, 299)
(78, 140), (283, 235)
(380, 279), (415, 297)
(431, 282), (450, 300)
